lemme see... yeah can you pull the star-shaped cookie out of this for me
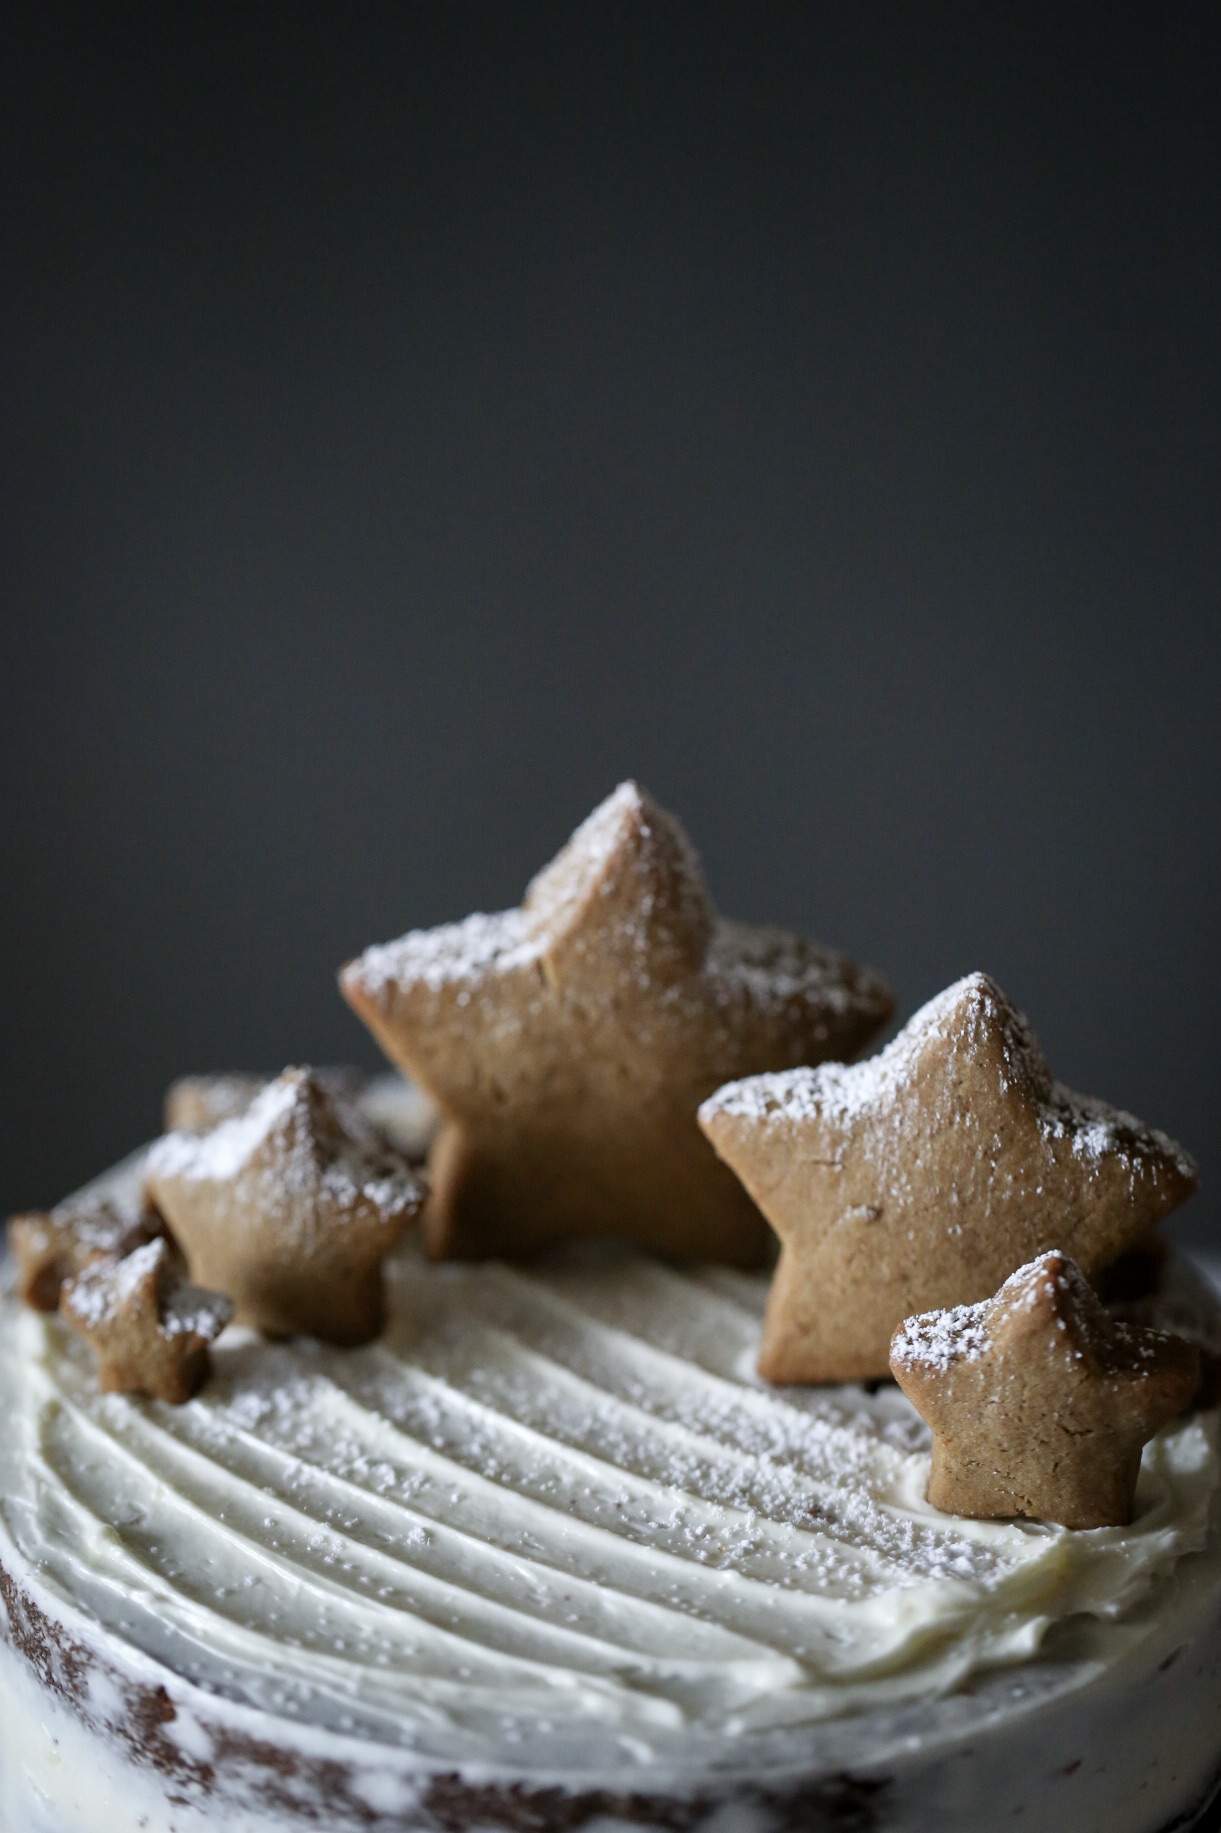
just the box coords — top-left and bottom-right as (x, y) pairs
(890, 1251), (1200, 1527)
(699, 972), (1198, 1381)
(62, 1237), (234, 1405)
(164, 1067), (438, 1162)
(339, 781), (893, 1264)
(8, 1194), (165, 1312)
(144, 1068), (426, 1344)
(163, 1073), (267, 1134)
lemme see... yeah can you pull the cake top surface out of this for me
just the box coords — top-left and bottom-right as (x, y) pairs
(2, 1145), (1217, 1782)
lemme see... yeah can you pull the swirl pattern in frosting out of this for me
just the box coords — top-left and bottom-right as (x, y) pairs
(1, 1145), (1216, 1786)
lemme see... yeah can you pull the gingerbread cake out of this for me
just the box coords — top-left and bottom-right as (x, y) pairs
(2, 784), (1218, 1833)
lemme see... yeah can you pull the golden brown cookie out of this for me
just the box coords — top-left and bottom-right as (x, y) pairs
(7, 1196), (167, 1312)
(699, 972), (1198, 1381)
(145, 1068), (426, 1344)
(164, 1067), (371, 1137)
(889, 1251), (1200, 1527)
(339, 781), (894, 1265)
(1104, 1255), (1221, 1413)
(164, 1074), (268, 1135)
(61, 1237), (234, 1405)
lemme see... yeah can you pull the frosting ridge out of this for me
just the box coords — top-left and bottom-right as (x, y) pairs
(2, 1151), (1216, 1778)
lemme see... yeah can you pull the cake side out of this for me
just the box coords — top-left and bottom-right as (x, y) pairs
(3, 1513), (1220, 1833)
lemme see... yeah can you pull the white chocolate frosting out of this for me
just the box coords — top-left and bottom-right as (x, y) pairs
(1, 1149), (1218, 1797)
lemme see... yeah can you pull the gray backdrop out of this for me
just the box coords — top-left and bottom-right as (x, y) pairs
(2, 3), (1218, 1247)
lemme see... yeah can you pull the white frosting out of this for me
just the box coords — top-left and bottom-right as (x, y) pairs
(2, 1125), (1220, 1829)
(0, 1153), (1217, 1785)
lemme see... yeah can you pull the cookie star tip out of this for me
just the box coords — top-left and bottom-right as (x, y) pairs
(523, 778), (713, 977)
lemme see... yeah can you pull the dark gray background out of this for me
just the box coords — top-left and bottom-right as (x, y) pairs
(2, 3), (1218, 1246)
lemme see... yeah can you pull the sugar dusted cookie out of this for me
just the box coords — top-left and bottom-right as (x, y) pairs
(62, 1237), (234, 1405)
(145, 1068), (425, 1345)
(340, 781), (893, 1265)
(699, 972), (1198, 1381)
(7, 1195), (166, 1313)
(1105, 1252), (1221, 1412)
(890, 1251), (1200, 1527)
(164, 1067), (377, 1140)
(164, 1073), (268, 1135)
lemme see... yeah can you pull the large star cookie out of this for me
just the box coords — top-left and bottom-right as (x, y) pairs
(699, 972), (1198, 1380)
(890, 1251), (1199, 1527)
(62, 1237), (234, 1405)
(145, 1068), (425, 1344)
(339, 782), (893, 1264)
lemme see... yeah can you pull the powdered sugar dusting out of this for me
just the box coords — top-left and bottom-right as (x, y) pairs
(163, 1277), (236, 1341)
(702, 972), (1196, 1187)
(148, 1075), (303, 1182)
(891, 1251), (1184, 1382)
(707, 922), (891, 1028)
(348, 910), (542, 999)
(523, 781), (689, 932)
(892, 1298), (991, 1373)
(343, 784), (892, 1044)
(64, 1239), (233, 1342)
(60, 1241), (163, 1328)
(704, 974), (1011, 1131)
(145, 1070), (422, 1239)
(45, 1195), (148, 1255)
(1042, 1087), (1197, 1180)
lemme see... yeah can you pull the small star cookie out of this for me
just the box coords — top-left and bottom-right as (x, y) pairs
(164, 1074), (267, 1135)
(62, 1237), (234, 1405)
(8, 1195), (166, 1312)
(340, 781), (893, 1265)
(164, 1068), (437, 1162)
(144, 1068), (425, 1344)
(890, 1251), (1200, 1527)
(164, 1066), (376, 1137)
(699, 972), (1198, 1381)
